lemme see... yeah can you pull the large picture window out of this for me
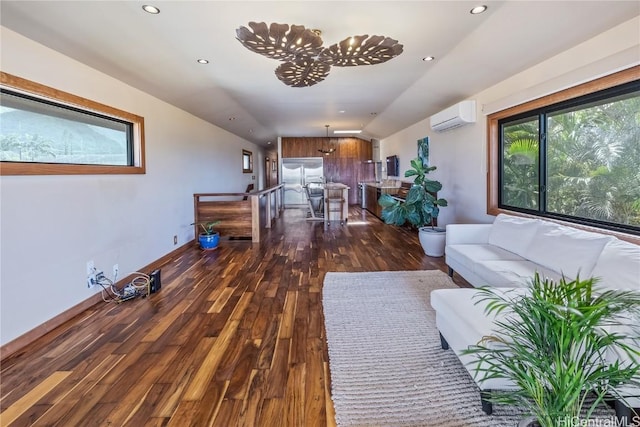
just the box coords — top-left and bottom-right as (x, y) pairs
(0, 72), (145, 175)
(489, 66), (640, 236)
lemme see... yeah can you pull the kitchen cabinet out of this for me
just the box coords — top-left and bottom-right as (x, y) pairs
(364, 184), (401, 219)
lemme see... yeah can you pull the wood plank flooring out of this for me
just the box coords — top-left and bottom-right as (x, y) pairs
(0, 207), (467, 426)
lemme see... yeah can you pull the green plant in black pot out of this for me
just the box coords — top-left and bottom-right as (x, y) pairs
(378, 157), (448, 256)
(463, 274), (640, 427)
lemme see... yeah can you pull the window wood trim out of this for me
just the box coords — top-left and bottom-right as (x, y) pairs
(486, 65), (640, 244)
(242, 149), (253, 173)
(0, 72), (145, 175)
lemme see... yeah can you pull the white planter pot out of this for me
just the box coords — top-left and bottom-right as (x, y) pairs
(418, 226), (446, 257)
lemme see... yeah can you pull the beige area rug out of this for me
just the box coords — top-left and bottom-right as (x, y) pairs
(322, 270), (525, 427)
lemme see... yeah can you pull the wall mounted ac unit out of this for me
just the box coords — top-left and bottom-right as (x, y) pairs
(430, 100), (476, 132)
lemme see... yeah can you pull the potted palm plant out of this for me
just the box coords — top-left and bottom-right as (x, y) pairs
(378, 157), (448, 256)
(463, 274), (640, 427)
(191, 220), (221, 250)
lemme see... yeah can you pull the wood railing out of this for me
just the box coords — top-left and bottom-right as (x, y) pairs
(193, 184), (284, 243)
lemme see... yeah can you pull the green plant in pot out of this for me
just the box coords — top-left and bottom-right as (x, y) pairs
(378, 157), (448, 256)
(191, 220), (221, 250)
(463, 274), (640, 427)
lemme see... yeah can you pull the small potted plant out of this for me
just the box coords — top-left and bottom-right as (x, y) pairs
(463, 274), (640, 427)
(378, 157), (448, 256)
(191, 220), (221, 250)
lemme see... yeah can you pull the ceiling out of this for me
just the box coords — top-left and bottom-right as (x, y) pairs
(1, 1), (638, 147)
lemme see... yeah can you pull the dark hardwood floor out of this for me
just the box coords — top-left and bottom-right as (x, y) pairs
(0, 206), (467, 426)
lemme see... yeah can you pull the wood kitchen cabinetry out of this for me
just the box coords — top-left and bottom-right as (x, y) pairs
(364, 184), (401, 219)
(281, 137), (375, 205)
(365, 185), (382, 219)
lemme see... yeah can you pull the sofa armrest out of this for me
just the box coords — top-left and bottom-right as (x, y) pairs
(446, 224), (492, 245)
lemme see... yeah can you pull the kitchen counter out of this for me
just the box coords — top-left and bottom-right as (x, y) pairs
(324, 182), (350, 189)
(362, 183), (400, 219)
(361, 181), (412, 219)
(364, 184), (398, 190)
(324, 183), (349, 225)
(362, 181), (400, 190)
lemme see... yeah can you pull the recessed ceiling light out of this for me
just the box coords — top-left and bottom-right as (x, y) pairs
(334, 130), (362, 134)
(339, 110), (346, 114)
(470, 5), (487, 14)
(422, 56), (435, 62)
(142, 5), (160, 14)
(197, 59), (209, 64)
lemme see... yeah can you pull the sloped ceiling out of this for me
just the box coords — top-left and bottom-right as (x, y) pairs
(1, 1), (638, 146)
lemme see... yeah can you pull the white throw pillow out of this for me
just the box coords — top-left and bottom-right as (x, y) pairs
(488, 214), (540, 257)
(590, 239), (640, 291)
(524, 222), (613, 279)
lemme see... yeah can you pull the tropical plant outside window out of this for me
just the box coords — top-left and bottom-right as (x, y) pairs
(0, 72), (145, 175)
(499, 80), (640, 233)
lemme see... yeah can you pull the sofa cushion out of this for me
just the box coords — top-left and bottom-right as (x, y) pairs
(590, 239), (640, 291)
(524, 222), (613, 279)
(488, 214), (540, 257)
(446, 243), (524, 266)
(473, 260), (564, 287)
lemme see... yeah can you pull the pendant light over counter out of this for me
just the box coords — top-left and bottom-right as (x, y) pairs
(318, 124), (335, 156)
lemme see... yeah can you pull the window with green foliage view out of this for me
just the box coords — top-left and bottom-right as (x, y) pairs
(499, 80), (640, 233)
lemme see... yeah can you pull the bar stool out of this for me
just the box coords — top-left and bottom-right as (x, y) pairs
(305, 183), (324, 221)
(324, 187), (345, 226)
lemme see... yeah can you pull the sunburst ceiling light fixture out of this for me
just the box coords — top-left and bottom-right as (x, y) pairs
(235, 22), (404, 87)
(319, 125), (336, 156)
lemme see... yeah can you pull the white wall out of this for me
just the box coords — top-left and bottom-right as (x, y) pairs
(381, 16), (640, 228)
(0, 27), (262, 345)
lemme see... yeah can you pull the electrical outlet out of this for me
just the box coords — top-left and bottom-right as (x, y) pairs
(87, 260), (95, 288)
(173, 235), (178, 245)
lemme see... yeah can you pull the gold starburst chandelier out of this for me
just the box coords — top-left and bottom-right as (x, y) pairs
(235, 22), (404, 87)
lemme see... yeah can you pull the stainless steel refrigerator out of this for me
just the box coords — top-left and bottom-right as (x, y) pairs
(282, 157), (324, 207)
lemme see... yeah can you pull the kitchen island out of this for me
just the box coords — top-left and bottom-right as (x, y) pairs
(324, 183), (350, 225)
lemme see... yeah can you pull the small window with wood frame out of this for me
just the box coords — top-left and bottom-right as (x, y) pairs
(0, 72), (145, 175)
(242, 149), (253, 173)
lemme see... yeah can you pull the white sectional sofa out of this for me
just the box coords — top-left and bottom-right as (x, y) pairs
(431, 213), (640, 418)
(444, 213), (639, 289)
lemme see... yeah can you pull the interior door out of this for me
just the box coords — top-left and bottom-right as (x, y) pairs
(265, 157), (271, 188)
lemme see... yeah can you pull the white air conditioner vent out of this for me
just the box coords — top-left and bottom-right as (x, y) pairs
(430, 100), (476, 132)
